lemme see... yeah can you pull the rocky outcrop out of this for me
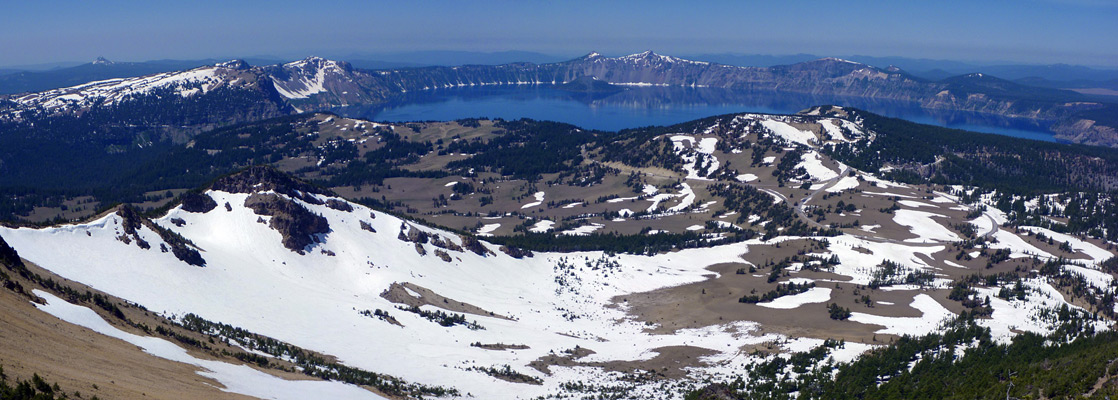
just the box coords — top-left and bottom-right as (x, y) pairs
(117, 205), (206, 266)
(212, 166), (329, 205)
(554, 76), (625, 94)
(180, 192), (218, 213)
(244, 193), (330, 253)
(0, 233), (23, 270)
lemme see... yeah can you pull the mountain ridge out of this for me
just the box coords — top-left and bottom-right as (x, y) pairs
(0, 51), (1115, 146)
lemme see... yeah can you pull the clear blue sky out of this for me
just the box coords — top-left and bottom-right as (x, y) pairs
(2, 0), (1116, 67)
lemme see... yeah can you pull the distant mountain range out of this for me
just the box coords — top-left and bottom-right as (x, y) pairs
(1, 51), (1115, 146)
(7, 51), (1118, 94)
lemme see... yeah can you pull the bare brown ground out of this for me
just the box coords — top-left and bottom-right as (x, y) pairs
(0, 286), (252, 400)
(528, 345), (715, 380)
(381, 281), (513, 320)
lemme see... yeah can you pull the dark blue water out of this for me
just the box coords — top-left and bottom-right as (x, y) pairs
(335, 86), (1060, 142)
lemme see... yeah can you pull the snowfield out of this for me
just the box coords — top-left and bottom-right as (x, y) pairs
(2, 191), (772, 398)
(757, 287), (832, 309)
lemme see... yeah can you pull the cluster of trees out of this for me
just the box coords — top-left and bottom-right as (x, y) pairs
(446, 119), (597, 179)
(868, 260), (936, 289)
(394, 305), (484, 330)
(488, 230), (743, 254)
(739, 281), (816, 304)
(177, 312), (457, 397)
(688, 313), (1117, 399)
(0, 367), (84, 400)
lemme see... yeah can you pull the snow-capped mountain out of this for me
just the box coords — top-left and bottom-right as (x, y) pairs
(6, 60), (259, 115)
(0, 57), (379, 122)
(262, 57), (391, 110)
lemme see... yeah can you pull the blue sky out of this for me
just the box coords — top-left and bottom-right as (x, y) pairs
(2, 0), (1116, 67)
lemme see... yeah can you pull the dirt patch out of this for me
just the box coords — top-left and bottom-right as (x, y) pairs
(380, 282), (513, 320)
(528, 345), (715, 380)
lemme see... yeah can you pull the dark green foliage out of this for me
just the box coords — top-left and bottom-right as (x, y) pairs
(826, 110), (1118, 194)
(487, 230), (747, 254)
(827, 303), (851, 320)
(394, 305), (484, 330)
(0, 367), (72, 400)
(739, 281), (816, 304)
(446, 119), (597, 179)
(687, 308), (1117, 400)
(868, 260), (935, 289)
(708, 183), (836, 240)
(466, 364), (542, 385)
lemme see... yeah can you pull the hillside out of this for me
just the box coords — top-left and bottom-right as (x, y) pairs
(1, 107), (1115, 398)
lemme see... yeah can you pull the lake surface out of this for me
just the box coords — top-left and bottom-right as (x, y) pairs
(335, 85), (1060, 142)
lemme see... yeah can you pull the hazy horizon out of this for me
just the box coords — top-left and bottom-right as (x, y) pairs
(3, 0), (1116, 69)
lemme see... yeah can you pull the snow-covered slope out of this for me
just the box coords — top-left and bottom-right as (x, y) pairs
(4, 60), (259, 117)
(0, 56), (380, 121)
(0, 170), (786, 398)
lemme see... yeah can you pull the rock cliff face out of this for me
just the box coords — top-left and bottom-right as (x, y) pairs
(1052, 118), (1118, 147)
(211, 166), (333, 253)
(244, 193), (330, 254)
(115, 205), (206, 266)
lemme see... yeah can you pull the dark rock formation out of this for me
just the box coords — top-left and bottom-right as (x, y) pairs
(555, 76), (625, 94)
(499, 245), (533, 259)
(0, 234), (23, 270)
(213, 166), (329, 205)
(325, 199), (353, 212)
(179, 192), (217, 213)
(244, 193), (330, 253)
(117, 205), (206, 266)
(461, 235), (493, 257)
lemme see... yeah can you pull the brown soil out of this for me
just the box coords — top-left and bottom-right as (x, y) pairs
(380, 282), (513, 320)
(528, 345), (714, 380)
(0, 286), (252, 400)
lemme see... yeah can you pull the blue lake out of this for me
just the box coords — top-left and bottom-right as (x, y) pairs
(335, 86), (1061, 142)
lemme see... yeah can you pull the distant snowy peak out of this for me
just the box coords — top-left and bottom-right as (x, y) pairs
(268, 57), (370, 103)
(282, 56), (351, 72)
(5, 62), (258, 116)
(271, 57), (348, 99)
(616, 50), (710, 65)
(817, 57), (863, 65)
(216, 59), (252, 70)
(92, 56), (114, 65)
